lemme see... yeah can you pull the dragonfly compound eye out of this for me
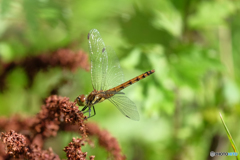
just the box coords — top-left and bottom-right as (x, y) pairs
(75, 95), (86, 106)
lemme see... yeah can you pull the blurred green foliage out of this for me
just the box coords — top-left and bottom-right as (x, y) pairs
(1, 0), (240, 159)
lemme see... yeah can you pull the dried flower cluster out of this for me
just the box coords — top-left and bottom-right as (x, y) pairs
(32, 95), (87, 138)
(64, 137), (91, 160)
(0, 130), (59, 159)
(86, 123), (126, 160)
(0, 95), (125, 160)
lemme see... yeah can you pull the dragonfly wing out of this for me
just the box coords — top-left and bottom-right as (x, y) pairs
(108, 93), (140, 121)
(88, 29), (106, 91)
(101, 46), (124, 91)
(88, 29), (124, 91)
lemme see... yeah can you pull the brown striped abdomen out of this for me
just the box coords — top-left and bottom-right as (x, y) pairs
(107, 70), (155, 93)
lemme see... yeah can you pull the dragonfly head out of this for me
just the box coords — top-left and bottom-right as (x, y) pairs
(75, 94), (86, 106)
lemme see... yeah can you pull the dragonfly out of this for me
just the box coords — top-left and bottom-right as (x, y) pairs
(75, 29), (155, 121)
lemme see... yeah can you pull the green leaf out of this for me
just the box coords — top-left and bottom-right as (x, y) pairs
(189, 1), (236, 29)
(220, 113), (239, 159)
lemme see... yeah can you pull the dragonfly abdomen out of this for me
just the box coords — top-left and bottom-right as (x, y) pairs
(109, 70), (155, 93)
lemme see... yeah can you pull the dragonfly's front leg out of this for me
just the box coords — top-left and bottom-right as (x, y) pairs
(81, 106), (88, 111)
(81, 106), (90, 119)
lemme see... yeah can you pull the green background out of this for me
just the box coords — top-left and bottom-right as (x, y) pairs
(1, 0), (240, 159)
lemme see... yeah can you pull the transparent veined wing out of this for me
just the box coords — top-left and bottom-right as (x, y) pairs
(88, 29), (124, 91)
(108, 93), (140, 121)
(88, 29), (106, 91)
(101, 46), (124, 91)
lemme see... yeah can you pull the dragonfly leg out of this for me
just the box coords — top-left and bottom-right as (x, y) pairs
(93, 106), (96, 116)
(88, 107), (91, 117)
(82, 106), (96, 119)
(82, 106), (90, 115)
(83, 110), (89, 114)
(87, 106), (96, 118)
(82, 107), (90, 120)
(81, 106), (88, 111)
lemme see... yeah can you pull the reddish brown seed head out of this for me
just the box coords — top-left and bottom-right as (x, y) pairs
(75, 94), (86, 106)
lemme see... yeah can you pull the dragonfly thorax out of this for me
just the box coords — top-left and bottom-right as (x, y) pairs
(85, 91), (106, 106)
